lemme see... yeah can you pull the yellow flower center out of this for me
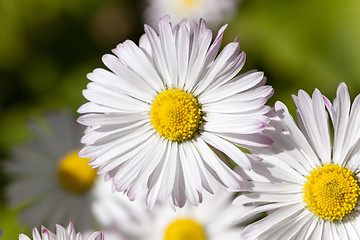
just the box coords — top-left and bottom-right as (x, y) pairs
(150, 88), (202, 142)
(180, 0), (200, 9)
(57, 150), (97, 194)
(164, 219), (206, 240)
(303, 164), (360, 221)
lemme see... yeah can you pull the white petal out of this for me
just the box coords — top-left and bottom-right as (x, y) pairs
(159, 17), (178, 88)
(333, 82), (351, 165)
(274, 101), (320, 167)
(194, 137), (242, 190)
(201, 131), (252, 171)
(112, 40), (164, 92)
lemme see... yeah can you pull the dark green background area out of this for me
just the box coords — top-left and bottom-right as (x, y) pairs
(1, 0), (360, 238)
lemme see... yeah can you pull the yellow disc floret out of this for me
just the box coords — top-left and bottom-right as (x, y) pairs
(150, 88), (202, 141)
(303, 164), (360, 221)
(164, 219), (206, 240)
(181, 0), (200, 8)
(57, 150), (97, 194)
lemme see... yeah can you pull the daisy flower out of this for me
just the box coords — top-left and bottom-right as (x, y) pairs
(143, 0), (239, 29)
(93, 180), (243, 240)
(77, 16), (273, 209)
(5, 111), (99, 231)
(234, 83), (360, 239)
(19, 221), (103, 240)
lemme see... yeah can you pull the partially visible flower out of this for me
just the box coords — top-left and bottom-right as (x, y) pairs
(93, 180), (243, 240)
(78, 16), (273, 209)
(4, 111), (100, 231)
(143, 0), (240, 29)
(234, 83), (360, 239)
(19, 221), (103, 240)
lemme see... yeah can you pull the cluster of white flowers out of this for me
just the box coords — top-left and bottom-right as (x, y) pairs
(6, 13), (360, 240)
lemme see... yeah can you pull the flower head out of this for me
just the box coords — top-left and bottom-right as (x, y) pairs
(78, 16), (273, 209)
(19, 221), (103, 240)
(4, 111), (100, 231)
(93, 180), (243, 240)
(234, 83), (360, 239)
(143, 0), (240, 29)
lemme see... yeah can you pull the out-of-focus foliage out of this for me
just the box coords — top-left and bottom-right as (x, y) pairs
(1, 0), (360, 238)
(226, 0), (360, 113)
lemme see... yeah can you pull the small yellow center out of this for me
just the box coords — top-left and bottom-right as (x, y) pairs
(180, 0), (200, 8)
(164, 219), (206, 240)
(57, 150), (97, 194)
(150, 88), (202, 142)
(303, 164), (360, 221)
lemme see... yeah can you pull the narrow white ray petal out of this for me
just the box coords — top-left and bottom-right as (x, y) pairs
(242, 181), (301, 193)
(139, 34), (152, 56)
(203, 117), (267, 134)
(82, 89), (148, 112)
(125, 136), (166, 201)
(19, 234), (32, 240)
(250, 205), (308, 240)
(234, 192), (303, 205)
(204, 24), (227, 67)
(331, 220), (348, 240)
(175, 23), (190, 89)
(194, 42), (239, 96)
(159, 17), (178, 88)
(194, 137), (242, 190)
(184, 28), (212, 92)
(101, 54), (161, 94)
(159, 141), (178, 200)
(239, 202), (301, 228)
(274, 101), (320, 167)
(333, 82), (351, 164)
(343, 217), (360, 238)
(202, 97), (267, 114)
(197, 71), (264, 103)
(342, 94), (360, 165)
(179, 145), (201, 206)
(143, 24), (171, 87)
(279, 211), (315, 240)
(312, 89), (331, 161)
(215, 132), (273, 149)
(205, 51), (246, 91)
(292, 89), (331, 163)
(86, 81), (151, 111)
(146, 141), (174, 209)
(87, 129), (153, 168)
(78, 113), (148, 127)
(77, 102), (124, 114)
(201, 131), (251, 171)
(308, 220), (324, 240)
(186, 140), (214, 194)
(180, 142), (203, 192)
(171, 142), (187, 207)
(87, 67), (155, 103)
(113, 40), (165, 91)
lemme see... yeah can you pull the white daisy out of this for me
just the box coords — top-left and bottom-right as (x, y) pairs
(77, 16), (273, 209)
(93, 180), (243, 240)
(5, 111), (99, 231)
(19, 221), (103, 240)
(234, 82), (360, 239)
(143, 0), (240, 29)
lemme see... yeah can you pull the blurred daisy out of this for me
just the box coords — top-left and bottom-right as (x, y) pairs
(93, 180), (243, 240)
(19, 221), (103, 240)
(234, 83), (360, 239)
(5, 111), (99, 231)
(78, 16), (273, 209)
(143, 0), (240, 29)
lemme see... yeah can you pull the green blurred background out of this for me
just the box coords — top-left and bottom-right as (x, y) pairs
(1, 0), (360, 238)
